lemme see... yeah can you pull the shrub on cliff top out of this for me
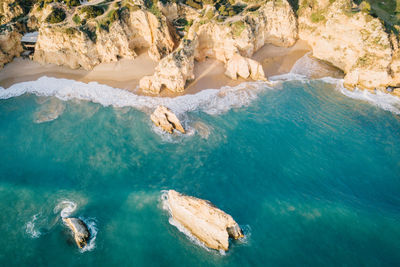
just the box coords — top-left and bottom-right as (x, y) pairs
(65, 0), (81, 7)
(72, 14), (81, 24)
(45, 8), (66, 24)
(80, 6), (104, 19)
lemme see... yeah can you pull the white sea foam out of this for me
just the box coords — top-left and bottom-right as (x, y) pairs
(0, 76), (268, 115)
(54, 200), (98, 252)
(337, 86), (400, 114)
(79, 217), (98, 253)
(269, 72), (309, 83)
(1, 72), (399, 123)
(54, 200), (77, 218)
(25, 213), (42, 238)
(271, 72), (400, 115)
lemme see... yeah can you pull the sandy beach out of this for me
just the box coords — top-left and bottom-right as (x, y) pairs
(0, 40), (315, 96)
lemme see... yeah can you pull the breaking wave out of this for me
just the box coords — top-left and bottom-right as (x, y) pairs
(54, 200), (77, 218)
(0, 76), (268, 115)
(1, 72), (399, 120)
(270, 73), (400, 115)
(25, 213), (42, 238)
(337, 86), (400, 115)
(78, 217), (98, 253)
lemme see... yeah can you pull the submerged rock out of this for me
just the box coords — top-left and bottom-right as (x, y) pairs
(62, 217), (91, 249)
(166, 190), (243, 251)
(34, 98), (65, 123)
(150, 106), (185, 134)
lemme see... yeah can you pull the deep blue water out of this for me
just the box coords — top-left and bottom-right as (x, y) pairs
(0, 78), (399, 266)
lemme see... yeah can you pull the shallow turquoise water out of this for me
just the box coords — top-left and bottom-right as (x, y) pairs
(0, 79), (399, 266)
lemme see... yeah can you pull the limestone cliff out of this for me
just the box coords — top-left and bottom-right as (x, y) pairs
(141, 0), (297, 93)
(140, 38), (195, 94)
(0, 24), (23, 68)
(0, 0), (23, 25)
(192, 2), (297, 63)
(34, 7), (174, 70)
(298, 0), (395, 91)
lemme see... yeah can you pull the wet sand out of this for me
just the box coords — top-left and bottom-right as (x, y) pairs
(0, 40), (313, 96)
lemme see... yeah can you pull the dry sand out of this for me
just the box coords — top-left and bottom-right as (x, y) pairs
(0, 40), (318, 97)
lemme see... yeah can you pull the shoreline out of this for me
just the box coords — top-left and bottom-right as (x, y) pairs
(0, 40), (322, 97)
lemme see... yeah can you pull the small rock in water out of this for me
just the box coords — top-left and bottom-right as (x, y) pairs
(62, 217), (91, 249)
(150, 106), (185, 134)
(166, 190), (243, 251)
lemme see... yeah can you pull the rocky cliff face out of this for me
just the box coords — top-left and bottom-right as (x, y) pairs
(192, 2), (297, 64)
(140, 0), (297, 93)
(0, 24), (23, 68)
(140, 38), (195, 93)
(0, 0), (23, 25)
(34, 8), (174, 70)
(298, 0), (395, 91)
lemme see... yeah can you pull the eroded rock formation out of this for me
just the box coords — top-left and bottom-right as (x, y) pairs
(62, 217), (91, 249)
(150, 105), (185, 134)
(140, 38), (195, 94)
(0, 0), (23, 25)
(142, 0), (296, 93)
(298, 0), (395, 91)
(166, 190), (243, 251)
(225, 54), (266, 80)
(0, 24), (23, 68)
(34, 8), (174, 70)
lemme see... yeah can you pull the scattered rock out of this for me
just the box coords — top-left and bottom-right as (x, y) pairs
(166, 190), (243, 251)
(150, 106), (185, 134)
(62, 217), (91, 249)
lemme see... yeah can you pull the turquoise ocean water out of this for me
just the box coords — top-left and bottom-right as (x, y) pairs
(0, 74), (399, 266)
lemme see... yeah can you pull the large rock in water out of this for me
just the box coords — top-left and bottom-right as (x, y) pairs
(62, 217), (91, 249)
(150, 106), (185, 134)
(166, 190), (243, 251)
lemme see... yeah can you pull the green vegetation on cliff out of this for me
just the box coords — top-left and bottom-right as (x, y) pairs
(80, 6), (104, 19)
(45, 7), (65, 23)
(355, 0), (400, 33)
